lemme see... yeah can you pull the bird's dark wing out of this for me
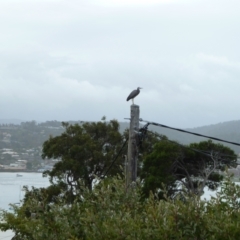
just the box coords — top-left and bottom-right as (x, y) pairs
(127, 90), (135, 101)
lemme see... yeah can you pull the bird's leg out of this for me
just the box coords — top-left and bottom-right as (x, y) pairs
(132, 99), (134, 105)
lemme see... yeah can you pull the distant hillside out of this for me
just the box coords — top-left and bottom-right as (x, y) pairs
(1, 119), (240, 154)
(0, 119), (24, 125)
(145, 120), (240, 154)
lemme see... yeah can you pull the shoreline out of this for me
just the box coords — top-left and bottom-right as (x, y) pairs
(0, 169), (42, 173)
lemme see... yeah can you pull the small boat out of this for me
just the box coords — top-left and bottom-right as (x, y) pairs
(16, 174), (23, 177)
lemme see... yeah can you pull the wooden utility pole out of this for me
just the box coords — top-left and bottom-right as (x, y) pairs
(126, 104), (139, 189)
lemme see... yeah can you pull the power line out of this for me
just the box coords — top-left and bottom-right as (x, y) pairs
(150, 130), (237, 160)
(151, 129), (238, 159)
(136, 124), (215, 158)
(101, 138), (128, 178)
(150, 131), (212, 158)
(140, 119), (240, 147)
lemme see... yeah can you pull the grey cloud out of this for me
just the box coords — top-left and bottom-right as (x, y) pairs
(1, 0), (240, 128)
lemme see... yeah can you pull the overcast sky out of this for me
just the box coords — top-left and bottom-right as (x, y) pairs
(1, 0), (240, 128)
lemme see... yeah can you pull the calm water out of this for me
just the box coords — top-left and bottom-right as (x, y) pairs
(0, 172), (50, 240)
(0, 172), (50, 210)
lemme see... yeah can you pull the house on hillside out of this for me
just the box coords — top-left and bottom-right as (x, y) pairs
(1, 160), (27, 170)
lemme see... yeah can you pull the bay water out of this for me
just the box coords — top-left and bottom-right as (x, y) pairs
(0, 172), (50, 240)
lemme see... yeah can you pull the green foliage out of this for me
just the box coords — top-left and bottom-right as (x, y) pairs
(189, 140), (237, 169)
(2, 175), (240, 239)
(141, 139), (237, 198)
(141, 139), (181, 198)
(41, 119), (123, 200)
(185, 140), (237, 191)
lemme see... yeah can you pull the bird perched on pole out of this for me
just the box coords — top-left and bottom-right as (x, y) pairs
(126, 87), (142, 105)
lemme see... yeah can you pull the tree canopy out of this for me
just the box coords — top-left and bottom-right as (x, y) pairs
(141, 139), (237, 197)
(41, 119), (123, 200)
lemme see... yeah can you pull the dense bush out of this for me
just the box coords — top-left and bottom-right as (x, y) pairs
(1, 175), (240, 239)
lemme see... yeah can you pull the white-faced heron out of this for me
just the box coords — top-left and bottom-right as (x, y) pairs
(126, 87), (142, 104)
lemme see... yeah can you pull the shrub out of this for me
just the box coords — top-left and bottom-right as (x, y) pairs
(1, 175), (240, 239)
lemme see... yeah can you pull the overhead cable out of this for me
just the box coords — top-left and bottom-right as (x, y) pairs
(151, 130), (237, 160)
(151, 131), (212, 158)
(140, 119), (240, 147)
(136, 124), (214, 158)
(101, 138), (128, 178)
